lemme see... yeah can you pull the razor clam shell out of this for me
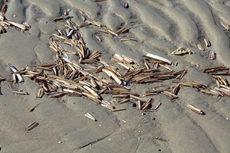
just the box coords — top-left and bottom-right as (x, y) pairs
(62, 57), (71, 63)
(187, 104), (204, 115)
(113, 53), (123, 62)
(67, 29), (74, 37)
(208, 50), (215, 60)
(95, 35), (102, 42)
(8, 64), (24, 83)
(197, 44), (205, 51)
(145, 53), (171, 65)
(220, 22), (230, 31)
(84, 12), (91, 19)
(8, 64), (18, 72)
(137, 100), (141, 110)
(204, 39), (211, 47)
(85, 113), (96, 121)
(6, 20), (26, 30)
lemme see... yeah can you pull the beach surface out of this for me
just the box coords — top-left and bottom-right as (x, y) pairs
(0, 0), (230, 152)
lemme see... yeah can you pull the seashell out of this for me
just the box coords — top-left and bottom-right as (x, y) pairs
(197, 44), (205, 51)
(208, 50), (215, 60)
(8, 64), (24, 83)
(187, 104), (204, 115)
(124, 2), (129, 8)
(145, 53), (171, 65)
(85, 113), (97, 121)
(220, 22), (230, 31)
(204, 38), (211, 47)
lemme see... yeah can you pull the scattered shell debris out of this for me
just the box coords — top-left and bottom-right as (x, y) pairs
(0, 4), (30, 33)
(2, 9), (230, 116)
(0, 3), (230, 134)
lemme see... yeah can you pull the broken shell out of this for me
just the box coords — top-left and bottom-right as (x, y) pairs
(171, 47), (192, 55)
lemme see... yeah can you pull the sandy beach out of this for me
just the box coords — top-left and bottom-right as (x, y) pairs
(0, 0), (230, 152)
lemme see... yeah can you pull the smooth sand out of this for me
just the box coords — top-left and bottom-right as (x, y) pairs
(0, 0), (230, 152)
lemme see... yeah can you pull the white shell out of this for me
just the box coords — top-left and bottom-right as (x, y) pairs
(8, 64), (24, 83)
(85, 113), (96, 121)
(113, 53), (123, 62)
(62, 57), (71, 63)
(145, 53), (171, 65)
(137, 100), (141, 110)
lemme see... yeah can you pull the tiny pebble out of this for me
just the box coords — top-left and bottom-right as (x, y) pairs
(73, 102), (75, 104)
(158, 149), (161, 151)
(226, 118), (229, 120)
(152, 117), (156, 120)
(13, 15), (17, 17)
(58, 141), (62, 144)
(141, 113), (146, 115)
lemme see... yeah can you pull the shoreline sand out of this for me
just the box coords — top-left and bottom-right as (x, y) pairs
(0, 0), (230, 153)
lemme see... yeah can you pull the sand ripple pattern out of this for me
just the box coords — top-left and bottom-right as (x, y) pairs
(0, 0), (230, 152)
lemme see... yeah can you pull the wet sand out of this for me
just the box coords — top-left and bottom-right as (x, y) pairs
(0, 0), (230, 152)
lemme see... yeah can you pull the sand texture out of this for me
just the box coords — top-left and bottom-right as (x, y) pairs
(0, 0), (230, 153)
